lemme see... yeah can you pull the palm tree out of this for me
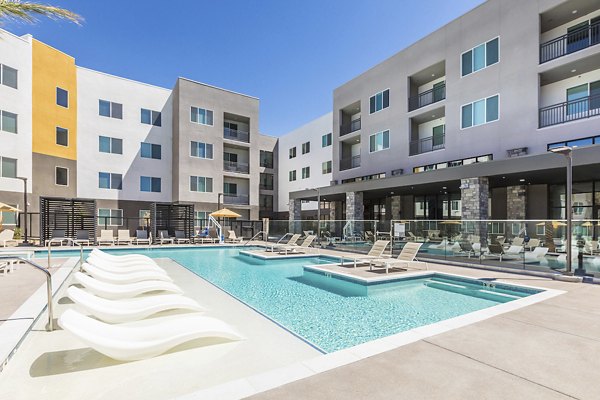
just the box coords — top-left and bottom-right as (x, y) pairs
(0, 0), (82, 25)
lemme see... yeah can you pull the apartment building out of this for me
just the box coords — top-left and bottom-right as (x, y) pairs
(277, 112), (333, 218)
(289, 0), (600, 226)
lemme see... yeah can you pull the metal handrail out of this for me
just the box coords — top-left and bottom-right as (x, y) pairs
(0, 256), (54, 331)
(340, 117), (361, 136)
(410, 133), (446, 155)
(408, 83), (446, 111)
(275, 232), (292, 245)
(539, 93), (600, 128)
(339, 155), (361, 171)
(540, 21), (600, 63)
(243, 230), (267, 246)
(223, 127), (250, 143)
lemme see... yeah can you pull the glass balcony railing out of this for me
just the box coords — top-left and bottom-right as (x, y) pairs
(540, 21), (600, 63)
(408, 83), (446, 111)
(223, 160), (249, 174)
(539, 93), (600, 128)
(222, 194), (249, 205)
(339, 155), (361, 171)
(409, 134), (445, 156)
(340, 118), (361, 136)
(224, 127), (250, 143)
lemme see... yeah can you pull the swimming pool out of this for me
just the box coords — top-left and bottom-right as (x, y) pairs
(41, 246), (543, 353)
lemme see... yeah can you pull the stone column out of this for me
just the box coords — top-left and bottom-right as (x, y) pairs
(461, 177), (489, 245)
(506, 185), (527, 220)
(288, 199), (301, 233)
(345, 192), (364, 238)
(390, 195), (402, 220)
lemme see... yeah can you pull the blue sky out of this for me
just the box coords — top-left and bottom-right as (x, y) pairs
(4, 0), (484, 136)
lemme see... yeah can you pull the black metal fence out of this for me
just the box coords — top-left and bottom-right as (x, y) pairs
(539, 93), (600, 128)
(223, 127), (250, 143)
(40, 197), (96, 244)
(340, 118), (361, 136)
(540, 21), (600, 63)
(408, 83), (446, 111)
(150, 203), (194, 239)
(339, 155), (361, 171)
(409, 134), (445, 155)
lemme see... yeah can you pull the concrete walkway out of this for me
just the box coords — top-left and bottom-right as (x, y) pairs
(248, 269), (600, 400)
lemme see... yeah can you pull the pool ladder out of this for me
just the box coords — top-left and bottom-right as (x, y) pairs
(242, 231), (268, 246)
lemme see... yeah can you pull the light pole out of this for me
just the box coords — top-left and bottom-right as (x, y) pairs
(549, 146), (573, 274)
(16, 177), (28, 245)
(307, 188), (321, 244)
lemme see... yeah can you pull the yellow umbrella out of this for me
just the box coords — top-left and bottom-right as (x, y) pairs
(536, 221), (566, 227)
(581, 221), (594, 227)
(210, 208), (241, 218)
(0, 202), (20, 231)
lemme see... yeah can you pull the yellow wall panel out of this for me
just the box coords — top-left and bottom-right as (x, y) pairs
(32, 39), (77, 160)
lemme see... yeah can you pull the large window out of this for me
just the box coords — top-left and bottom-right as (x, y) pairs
(302, 166), (310, 179)
(191, 106), (213, 126)
(301, 141), (310, 154)
(1, 64), (18, 89)
(98, 208), (122, 226)
(461, 95), (499, 129)
(56, 127), (68, 147)
(260, 173), (274, 190)
(370, 89), (390, 114)
(566, 80), (600, 115)
(322, 132), (332, 147)
(55, 166), (69, 186)
(413, 154), (493, 173)
(289, 170), (296, 182)
(141, 142), (161, 159)
(194, 211), (209, 227)
(0, 156), (17, 178)
(322, 160), (332, 174)
(289, 147), (296, 159)
(99, 100), (123, 119)
(1, 110), (17, 134)
(224, 182), (237, 195)
(56, 87), (69, 108)
(99, 136), (123, 154)
(260, 150), (274, 168)
(140, 176), (161, 192)
(260, 194), (273, 210)
(141, 108), (162, 126)
(98, 172), (123, 190)
(548, 135), (600, 150)
(369, 130), (390, 153)
(461, 38), (499, 76)
(190, 176), (213, 192)
(190, 141), (213, 159)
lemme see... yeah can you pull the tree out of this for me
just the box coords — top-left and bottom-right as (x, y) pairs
(0, 0), (82, 25)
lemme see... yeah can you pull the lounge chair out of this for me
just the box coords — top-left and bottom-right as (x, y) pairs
(174, 230), (190, 244)
(73, 230), (91, 246)
(485, 244), (523, 261)
(74, 272), (183, 300)
(369, 242), (425, 273)
(584, 240), (599, 255)
(225, 230), (244, 243)
(0, 261), (15, 274)
(456, 241), (480, 258)
(134, 230), (152, 245)
(58, 309), (241, 361)
(67, 286), (203, 323)
(97, 230), (115, 246)
(524, 247), (549, 263)
(267, 233), (301, 252)
(81, 263), (173, 284)
(157, 230), (174, 245)
(511, 237), (525, 246)
(116, 230), (133, 245)
(91, 248), (157, 265)
(429, 238), (452, 250)
(0, 229), (18, 247)
(344, 240), (390, 268)
(406, 232), (423, 242)
(524, 238), (540, 251)
(196, 228), (219, 244)
(45, 229), (68, 246)
(87, 255), (167, 275)
(278, 235), (316, 255)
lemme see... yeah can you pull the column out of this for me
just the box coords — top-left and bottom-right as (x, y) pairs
(345, 192), (364, 238)
(461, 177), (489, 245)
(288, 199), (301, 233)
(506, 185), (527, 220)
(390, 195), (402, 220)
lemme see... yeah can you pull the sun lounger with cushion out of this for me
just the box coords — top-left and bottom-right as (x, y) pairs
(344, 240), (390, 268)
(369, 242), (425, 273)
(278, 235), (316, 255)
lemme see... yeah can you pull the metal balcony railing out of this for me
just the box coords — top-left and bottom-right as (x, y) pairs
(259, 183), (274, 190)
(539, 94), (600, 128)
(222, 194), (249, 205)
(223, 160), (249, 174)
(223, 127), (250, 143)
(540, 21), (600, 63)
(339, 155), (361, 171)
(409, 134), (445, 155)
(340, 117), (361, 136)
(408, 83), (446, 111)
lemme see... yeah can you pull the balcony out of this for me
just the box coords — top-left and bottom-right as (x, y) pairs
(222, 194), (249, 205)
(340, 118), (361, 136)
(339, 155), (361, 171)
(539, 94), (600, 128)
(408, 83), (446, 112)
(540, 21), (600, 63)
(410, 134), (445, 156)
(223, 160), (249, 174)
(223, 127), (250, 143)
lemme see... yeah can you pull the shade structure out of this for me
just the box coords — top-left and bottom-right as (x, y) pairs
(0, 202), (20, 212)
(210, 208), (241, 218)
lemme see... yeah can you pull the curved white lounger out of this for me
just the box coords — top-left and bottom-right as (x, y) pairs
(67, 286), (203, 323)
(82, 263), (173, 284)
(58, 309), (242, 361)
(87, 255), (167, 275)
(91, 249), (157, 265)
(74, 272), (183, 300)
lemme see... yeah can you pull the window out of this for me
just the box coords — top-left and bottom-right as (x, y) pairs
(224, 182), (237, 195)
(190, 176), (213, 192)
(322, 160), (332, 174)
(191, 106), (213, 126)
(0, 204), (17, 225)
(99, 100), (123, 119)
(301, 141), (311, 154)
(194, 211), (208, 227)
(141, 108), (162, 126)
(461, 37), (499, 76)
(289, 170), (296, 181)
(1, 64), (18, 89)
(190, 141), (213, 159)
(140, 176), (161, 192)
(56, 87), (68, 108)
(0, 156), (17, 178)
(98, 172), (123, 190)
(1, 110), (17, 133)
(302, 166), (310, 179)
(322, 132), (332, 147)
(260, 173), (274, 190)
(548, 135), (600, 150)
(260, 150), (274, 168)
(223, 152), (238, 163)
(56, 127), (68, 147)
(369, 89), (390, 114)
(413, 154), (493, 173)
(98, 208), (123, 226)
(566, 80), (600, 115)
(99, 136), (123, 154)
(259, 194), (273, 210)
(139, 209), (150, 227)
(224, 121), (238, 131)
(141, 142), (161, 159)
(55, 166), (68, 186)
(289, 147), (296, 159)
(369, 130), (390, 152)
(461, 95), (499, 128)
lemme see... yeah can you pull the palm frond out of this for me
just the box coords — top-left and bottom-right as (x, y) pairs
(0, 0), (82, 25)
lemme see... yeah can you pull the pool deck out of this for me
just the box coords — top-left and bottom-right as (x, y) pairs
(0, 245), (599, 399)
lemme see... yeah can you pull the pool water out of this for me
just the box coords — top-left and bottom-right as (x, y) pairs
(40, 246), (541, 353)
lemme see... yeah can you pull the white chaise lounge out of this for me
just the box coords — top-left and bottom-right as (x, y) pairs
(87, 255), (167, 275)
(267, 233), (301, 252)
(524, 247), (549, 263)
(343, 240), (390, 268)
(82, 263), (173, 284)
(91, 249), (157, 265)
(74, 272), (182, 300)
(67, 286), (203, 323)
(58, 309), (242, 361)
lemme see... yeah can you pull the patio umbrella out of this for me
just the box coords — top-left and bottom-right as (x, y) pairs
(0, 202), (21, 231)
(210, 208), (241, 218)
